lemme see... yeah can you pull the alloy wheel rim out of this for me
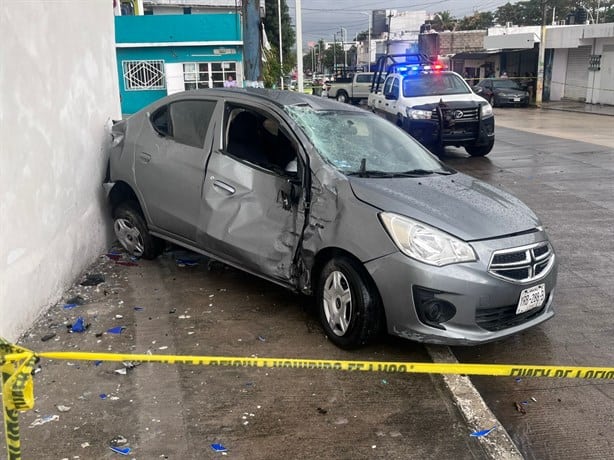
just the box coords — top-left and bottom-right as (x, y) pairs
(322, 270), (352, 336)
(114, 218), (144, 257)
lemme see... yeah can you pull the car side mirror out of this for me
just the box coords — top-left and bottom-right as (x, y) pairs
(474, 87), (482, 93)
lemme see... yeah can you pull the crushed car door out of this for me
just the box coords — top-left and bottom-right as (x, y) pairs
(134, 99), (217, 241)
(198, 105), (305, 282)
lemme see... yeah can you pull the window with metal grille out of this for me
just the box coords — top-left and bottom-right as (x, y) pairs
(122, 60), (165, 91)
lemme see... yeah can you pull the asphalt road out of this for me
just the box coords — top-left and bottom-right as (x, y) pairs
(442, 107), (614, 459)
(3, 106), (612, 460)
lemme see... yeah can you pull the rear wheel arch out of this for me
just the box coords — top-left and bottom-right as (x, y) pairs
(109, 181), (142, 215)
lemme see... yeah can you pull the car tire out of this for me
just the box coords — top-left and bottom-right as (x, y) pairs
(336, 91), (348, 103)
(317, 256), (383, 349)
(465, 140), (494, 157)
(113, 202), (163, 259)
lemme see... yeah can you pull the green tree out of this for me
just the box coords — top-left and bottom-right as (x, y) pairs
(458, 11), (495, 30)
(432, 11), (458, 31)
(263, 0), (296, 84)
(495, 2), (524, 25)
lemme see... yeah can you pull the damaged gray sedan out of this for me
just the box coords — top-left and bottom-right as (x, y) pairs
(105, 88), (557, 348)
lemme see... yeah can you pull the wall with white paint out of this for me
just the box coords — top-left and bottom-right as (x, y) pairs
(0, 1), (121, 340)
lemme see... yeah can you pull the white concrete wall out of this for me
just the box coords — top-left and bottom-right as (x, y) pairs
(0, 1), (121, 341)
(550, 48), (568, 101)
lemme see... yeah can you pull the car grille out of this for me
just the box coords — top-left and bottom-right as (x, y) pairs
(432, 107), (479, 120)
(476, 295), (549, 331)
(488, 242), (554, 283)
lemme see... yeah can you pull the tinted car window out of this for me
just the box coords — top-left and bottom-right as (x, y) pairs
(150, 105), (172, 137)
(403, 73), (471, 97)
(169, 100), (217, 148)
(383, 76), (394, 95)
(356, 74), (371, 83)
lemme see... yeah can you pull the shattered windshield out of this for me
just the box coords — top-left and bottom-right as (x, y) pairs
(285, 107), (446, 176)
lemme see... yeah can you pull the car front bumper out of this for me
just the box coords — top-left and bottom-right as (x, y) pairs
(495, 94), (529, 106)
(404, 116), (495, 148)
(365, 230), (557, 345)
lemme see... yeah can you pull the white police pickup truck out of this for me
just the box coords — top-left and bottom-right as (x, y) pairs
(367, 61), (495, 156)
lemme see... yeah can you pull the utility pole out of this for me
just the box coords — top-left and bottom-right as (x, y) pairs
(340, 27), (347, 72)
(278, 0), (284, 89)
(334, 33), (338, 75)
(386, 12), (393, 54)
(242, 0), (263, 86)
(535, 0), (547, 107)
(296, 0), (304, 92)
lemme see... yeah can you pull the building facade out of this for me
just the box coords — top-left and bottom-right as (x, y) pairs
(115, 13), (243, 114)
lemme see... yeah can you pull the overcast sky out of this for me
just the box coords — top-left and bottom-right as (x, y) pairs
(287, 0), (513, 44)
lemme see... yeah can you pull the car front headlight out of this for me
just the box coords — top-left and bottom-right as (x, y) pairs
(380, 212), (476, 266)
(481, 103), (493, 118)
(407, 108), (432, 120)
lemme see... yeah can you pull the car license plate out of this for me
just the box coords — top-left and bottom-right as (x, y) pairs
(516, 284), (546, 314)
(513, 97), (521, 102)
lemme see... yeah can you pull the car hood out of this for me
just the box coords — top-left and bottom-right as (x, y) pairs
(349, 173), (539, 241)
(406, 94), (485, 108)
(494, 88), (527, 95)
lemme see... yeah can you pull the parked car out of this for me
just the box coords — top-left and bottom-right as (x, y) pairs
(105, 88), (557, 348)
(327, 72), (383, 104)
(473, 78), (530, 107)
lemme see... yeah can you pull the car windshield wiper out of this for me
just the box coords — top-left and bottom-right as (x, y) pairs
(384, 169), (453, 177)
(346, 169), (443, 178)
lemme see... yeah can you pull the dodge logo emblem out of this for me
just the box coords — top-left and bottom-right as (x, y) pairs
(453, 110), (464, 119)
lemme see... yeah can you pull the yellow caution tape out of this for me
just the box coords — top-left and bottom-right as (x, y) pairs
(36, 352), (614, 379)
(1, 336), (614, 459)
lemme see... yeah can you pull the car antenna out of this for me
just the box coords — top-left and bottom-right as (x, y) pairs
(359, 158), (366, 177)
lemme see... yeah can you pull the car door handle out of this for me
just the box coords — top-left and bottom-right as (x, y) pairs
(212, 180), (236, 195)
(139, 152), (152, 163)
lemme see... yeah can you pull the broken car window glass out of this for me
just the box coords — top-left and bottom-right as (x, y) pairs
(285, 107), (444, 175)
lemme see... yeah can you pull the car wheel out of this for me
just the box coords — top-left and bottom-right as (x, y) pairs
(113, 202), (163, 259)
(317, 256), (383, 349)
(336, 91), (348, 103)
(465, 140), (494, 157)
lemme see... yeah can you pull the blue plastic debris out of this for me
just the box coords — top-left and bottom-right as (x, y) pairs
(470, 426), (497, 437)
(134, 306), (144, 311)
(94, 360), (103, 366)
(100, 394), (108, 400)
(70, 317), (87, 333)
(110, 446), (132, 455)
(514, 377), (522, 383)
(107, 326), (125, 334)
(211, 443), (228, 452)
(176, 258), (200, 267)
(63, 303), (79, 310)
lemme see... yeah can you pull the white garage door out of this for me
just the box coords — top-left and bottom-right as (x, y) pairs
(598, 45), (614, 106)
(564, 46), (590, 101)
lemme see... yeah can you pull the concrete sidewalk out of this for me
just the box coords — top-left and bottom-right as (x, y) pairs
(541, 100), (614, 117)
(1, 249), (517, 459)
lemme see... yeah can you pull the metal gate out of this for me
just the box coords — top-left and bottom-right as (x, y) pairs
(564, 46), (590, 101)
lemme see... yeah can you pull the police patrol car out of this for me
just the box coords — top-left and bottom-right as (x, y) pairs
(367, 55), (495, 156)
